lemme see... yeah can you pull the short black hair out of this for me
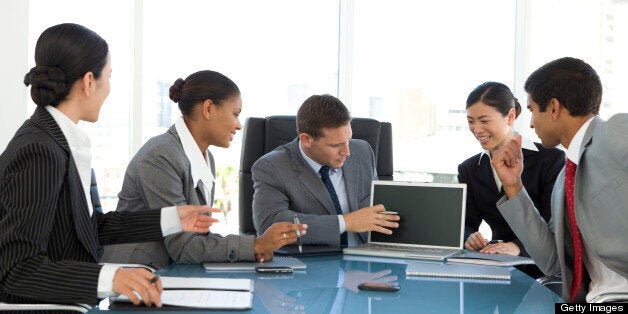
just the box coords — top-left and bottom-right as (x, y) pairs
(524, 57), (602, 116)
(296, 94), (351, 139)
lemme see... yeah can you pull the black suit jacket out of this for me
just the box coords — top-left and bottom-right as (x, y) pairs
(457, 143), (564, 256)
(0, 107), (164, 305)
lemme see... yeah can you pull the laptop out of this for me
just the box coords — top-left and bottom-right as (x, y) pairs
(343, 181), (466, 260)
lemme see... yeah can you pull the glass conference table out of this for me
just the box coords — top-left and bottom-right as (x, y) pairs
(91, 254), (562, 313)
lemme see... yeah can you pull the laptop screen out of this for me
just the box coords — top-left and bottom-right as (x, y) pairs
(369, 181), (466, 249)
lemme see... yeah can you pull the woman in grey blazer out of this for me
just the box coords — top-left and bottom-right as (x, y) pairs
(102, 70), (306, 269)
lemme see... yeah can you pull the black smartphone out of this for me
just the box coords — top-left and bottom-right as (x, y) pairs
(255, 266), (293, 274)
(357, 282), (400, 292)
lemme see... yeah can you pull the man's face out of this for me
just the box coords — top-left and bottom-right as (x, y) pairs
(301, 124), (352, 169)
(528, 95), (560, 148)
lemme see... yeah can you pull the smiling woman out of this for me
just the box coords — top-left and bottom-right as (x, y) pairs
(457, 81), (565, 278)
(101, 70), (306, 269)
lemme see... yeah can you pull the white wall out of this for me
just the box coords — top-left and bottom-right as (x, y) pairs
(0, 0), (29, 151)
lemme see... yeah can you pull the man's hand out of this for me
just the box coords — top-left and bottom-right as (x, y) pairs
(112, 268), (162, 307)
(480, 241), (521, 256)
(176, 205), (220, 233)
(343, 204), (400, 234)
(491, 135), (524, 198)
(254, 222), (307, 259)
(464, 232), (488, 251)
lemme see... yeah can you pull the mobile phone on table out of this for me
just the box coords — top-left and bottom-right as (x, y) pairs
(255, 266), (293, 274)
(357, 282), (400, 292)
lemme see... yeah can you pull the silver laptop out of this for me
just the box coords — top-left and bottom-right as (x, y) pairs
(343, 181), (466, 260)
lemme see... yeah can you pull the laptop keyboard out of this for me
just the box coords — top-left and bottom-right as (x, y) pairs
(368, 244), (443, 253)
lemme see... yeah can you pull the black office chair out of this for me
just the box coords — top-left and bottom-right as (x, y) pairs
(536, 274), (563, 297)
(238, 116), (393, 235)
(536, 274), (628, 303)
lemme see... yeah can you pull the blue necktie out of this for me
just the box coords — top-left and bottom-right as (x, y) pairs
(319, 165), (347, 246)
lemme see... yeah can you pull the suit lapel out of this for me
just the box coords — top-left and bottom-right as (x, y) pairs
(31, 106), (100, 261)
(474, 154), (499, 193)
(287, 139), (338, 215)
(342, 151), (359, 212)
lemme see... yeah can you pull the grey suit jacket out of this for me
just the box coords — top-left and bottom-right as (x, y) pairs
(101, 126), (254, 269)
(497, 114), (628, 302)
(252, 138), (377, 246)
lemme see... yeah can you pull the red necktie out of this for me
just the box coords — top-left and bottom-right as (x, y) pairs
(565, 159), (583, 302)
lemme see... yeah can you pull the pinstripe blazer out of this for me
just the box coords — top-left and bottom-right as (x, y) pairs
(0, 107), (164, 305)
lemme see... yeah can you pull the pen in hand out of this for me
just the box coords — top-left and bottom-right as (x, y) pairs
(293, 214), (303, 253)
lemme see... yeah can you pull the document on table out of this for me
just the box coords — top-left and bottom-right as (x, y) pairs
(161, 276), (253, 291)
(204, 256), (306, 271)
(446, 251), (534, 267)
(111, 290), (253, 310)
(406, 261), (511, 280)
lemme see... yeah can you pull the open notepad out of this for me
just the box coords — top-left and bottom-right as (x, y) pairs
(445, 251), (534, 267)
(406, 261), (511, 280)
(204, 256), (306, 271)
(109, 277), (253, 310)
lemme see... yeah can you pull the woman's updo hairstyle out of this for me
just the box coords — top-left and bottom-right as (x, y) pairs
(466, 81), (521, 118)
(169, 70), (240, 117)
(23, 23), (109, 107)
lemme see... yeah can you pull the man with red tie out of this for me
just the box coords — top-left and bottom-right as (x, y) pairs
(491, 57), (628, 303)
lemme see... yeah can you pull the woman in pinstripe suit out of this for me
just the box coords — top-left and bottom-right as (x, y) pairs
(0, 23), (216, 308)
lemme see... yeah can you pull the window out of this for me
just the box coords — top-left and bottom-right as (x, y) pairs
(524, 0), (628, 142)
(29, 0), (134, 211)
(349, 0), (517, 182)
(140, 0), (340, 233)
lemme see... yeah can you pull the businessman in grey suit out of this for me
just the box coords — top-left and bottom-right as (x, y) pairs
(492, 57), (628, 302)
(252, 94), (399, 247)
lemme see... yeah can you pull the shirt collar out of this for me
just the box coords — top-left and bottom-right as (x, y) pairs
(45, 105), (91, 150)
(174, 117), (214, 192)
(565, 116), (595, 165)
(299, 140), (338, 175)
(478, 132), (538, 165)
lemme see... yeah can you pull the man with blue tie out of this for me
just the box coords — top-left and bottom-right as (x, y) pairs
(252, 94), (399, 247)
(492, 57), (628, 302)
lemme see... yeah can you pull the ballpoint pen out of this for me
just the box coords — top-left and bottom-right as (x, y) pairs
(293, 214), (303, 253)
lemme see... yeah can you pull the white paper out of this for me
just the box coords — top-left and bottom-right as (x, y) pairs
(160, 276), (253, 291)
(113, 290), (253, 310)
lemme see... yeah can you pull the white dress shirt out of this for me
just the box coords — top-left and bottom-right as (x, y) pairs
(565, 117), (628, 302)
(299, 141), (360, 246)
(478, 133), (539, 192)
(45, 106), (182, 298)
(174, 117), (215, 203)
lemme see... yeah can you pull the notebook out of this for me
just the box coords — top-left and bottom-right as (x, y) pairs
(405, 261), (511, 280)
(110, 290), (253, 310)
(343, 181), (466, 260)
(204, 256), (306, 271)
(109, 277), (253, 310)
(275, 245), (342, 256)
(446, 251), (535, 267)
